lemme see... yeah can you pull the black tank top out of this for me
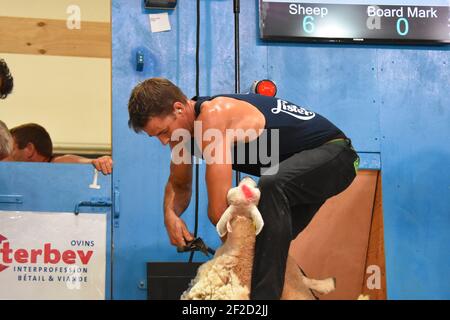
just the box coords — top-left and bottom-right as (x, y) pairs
(193, 94), (345, 176)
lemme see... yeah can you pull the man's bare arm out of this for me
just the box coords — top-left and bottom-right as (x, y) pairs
(205, 162), (233, 225)
(163, 160), (194, 247)
(164, 161), (193, 218)
(196, 103), (233, 226)
(52, 155), (113, 175)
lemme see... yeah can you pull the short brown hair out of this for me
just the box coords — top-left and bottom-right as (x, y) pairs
(10, 123), (53, 159)
(128, 78), (187, 133)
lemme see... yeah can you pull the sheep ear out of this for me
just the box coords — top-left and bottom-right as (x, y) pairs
(240, 184), (254, 201)
(240, 176), (257, 188)
(250, 206), (264, 235)
(216, 207), (233, 237)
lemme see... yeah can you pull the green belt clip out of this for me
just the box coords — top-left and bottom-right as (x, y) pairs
(354, 157), (360, 174)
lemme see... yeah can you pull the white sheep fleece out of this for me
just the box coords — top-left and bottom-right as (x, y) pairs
(180, 254), (249, 300)
(181, 177), (259, 300)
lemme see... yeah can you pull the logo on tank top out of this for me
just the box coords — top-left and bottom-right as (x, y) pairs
(271, 99), (316, 120)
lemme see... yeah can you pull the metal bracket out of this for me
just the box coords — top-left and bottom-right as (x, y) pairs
(0, 195), (23, 204)
(113, 185), (120, 228)
(74, 197), (112, 215)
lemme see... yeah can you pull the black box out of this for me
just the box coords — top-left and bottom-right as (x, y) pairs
(147, 262), (202, 300)
(144, 0), (177, 10)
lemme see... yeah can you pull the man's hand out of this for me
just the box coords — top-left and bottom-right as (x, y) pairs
(164, 214), (194, 248)
(92, 156), (113, 175)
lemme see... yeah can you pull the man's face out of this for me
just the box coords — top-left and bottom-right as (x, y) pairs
(143, 113), (180, 146)
(8, 139), (30, 161)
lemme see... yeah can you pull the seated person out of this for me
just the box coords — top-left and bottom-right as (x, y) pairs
(4, 123), (112, 175)
(0, 120), (12, 160)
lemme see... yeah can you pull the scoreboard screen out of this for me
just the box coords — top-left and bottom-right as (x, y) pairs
(259, 0), (450, 44)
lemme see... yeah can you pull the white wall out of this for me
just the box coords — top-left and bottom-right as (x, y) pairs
(0, 0), (111, 154)
(0, 54), (111, 153)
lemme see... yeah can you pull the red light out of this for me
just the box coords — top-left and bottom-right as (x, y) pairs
(255, 80), (277, 97)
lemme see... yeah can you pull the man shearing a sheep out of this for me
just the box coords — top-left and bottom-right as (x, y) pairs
(127, 78), (359, 300)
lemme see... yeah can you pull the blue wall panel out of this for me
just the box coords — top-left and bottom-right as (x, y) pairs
(112, 0), (450, 299)
(112, 0), (220, 299)
(0, 163), (111, 212)
(377, 49), (450, 299)
(268, 45), (380, 152)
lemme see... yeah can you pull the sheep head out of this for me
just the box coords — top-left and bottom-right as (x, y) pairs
(216, 177), (264, 237)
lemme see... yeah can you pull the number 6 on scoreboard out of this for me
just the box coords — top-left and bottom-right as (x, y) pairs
(303, 16), (315, 34)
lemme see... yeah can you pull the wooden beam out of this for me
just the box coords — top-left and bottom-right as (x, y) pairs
(0, 16), (110, 58)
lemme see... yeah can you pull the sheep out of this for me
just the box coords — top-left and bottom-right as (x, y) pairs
(181, 176), (336, 300)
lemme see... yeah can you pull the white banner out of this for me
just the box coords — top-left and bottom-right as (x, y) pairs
(0, 211), (106, 300)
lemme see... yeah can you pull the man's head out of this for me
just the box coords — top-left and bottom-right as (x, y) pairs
(128, 78), (189, 145)
(9, 123), (53, 162)
(0, 59), (14, 99)
(0, 120), (13, 160)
